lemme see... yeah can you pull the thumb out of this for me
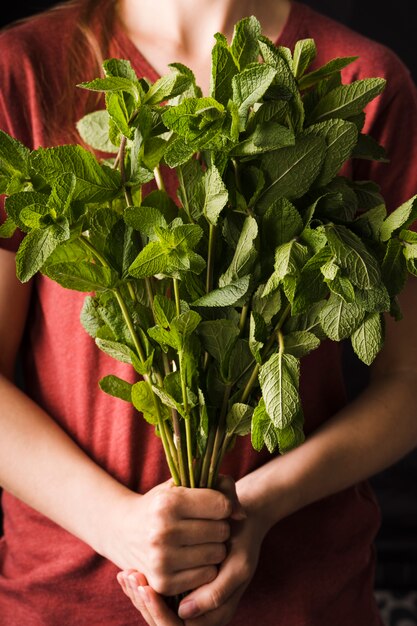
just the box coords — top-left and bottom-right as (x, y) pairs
(216, 475), (246, 521)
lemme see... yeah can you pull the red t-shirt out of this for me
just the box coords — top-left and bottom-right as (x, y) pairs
(1, 2), (417, 625)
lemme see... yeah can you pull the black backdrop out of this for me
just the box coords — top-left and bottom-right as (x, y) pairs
(1, 0), (417, 590)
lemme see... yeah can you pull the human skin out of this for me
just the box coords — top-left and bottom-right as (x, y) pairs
(1, 1), (417, 625)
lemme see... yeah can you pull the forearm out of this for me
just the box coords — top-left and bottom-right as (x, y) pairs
(237, 369), (417, 527)
(0, 373), (132, 556)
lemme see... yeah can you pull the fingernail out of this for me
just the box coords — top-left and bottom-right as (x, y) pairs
(178, 599), (199, 619)
(137, 585), (150, 604)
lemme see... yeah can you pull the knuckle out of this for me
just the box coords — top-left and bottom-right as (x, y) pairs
(208, 584), (226, 610)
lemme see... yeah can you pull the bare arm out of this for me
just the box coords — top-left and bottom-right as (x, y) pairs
(0, 248), (231, 597)
(166, 277), (417, 625)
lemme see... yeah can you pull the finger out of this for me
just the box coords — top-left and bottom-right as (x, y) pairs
(144, 586), (184, 625)
(177, 556), (242, 620)
(184, 583), (246, 626)
(175, 519), (230, 546)
(122, 571), (157, 626)
(216, 476), (246, 521)
(152, 565), (218, 597)
(170, 542), (226, 571)
(175, 486), (232, 521)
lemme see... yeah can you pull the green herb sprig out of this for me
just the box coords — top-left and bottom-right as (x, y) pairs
(1, 17), (417, 488)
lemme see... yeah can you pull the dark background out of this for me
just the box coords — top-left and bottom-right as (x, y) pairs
(1, 0), (417, 592)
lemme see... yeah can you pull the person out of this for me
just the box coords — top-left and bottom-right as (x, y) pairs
(1, 0), (417, 624)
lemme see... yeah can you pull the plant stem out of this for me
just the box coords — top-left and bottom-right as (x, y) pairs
(153, 166), (166, 192)
(162, 354), (189, 487)
(117, 135), (134, 206)
(206, 224), (216, 294)
(173, 277), (195, 487)
(79, 235), (110, 268)
(113, 289), (147, 363)
(207, 383), (232, 488)
(239, 303), (249, 335)
(199, 427), (216, 488)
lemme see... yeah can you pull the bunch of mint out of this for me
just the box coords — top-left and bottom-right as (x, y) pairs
(1, 17), (416, 488)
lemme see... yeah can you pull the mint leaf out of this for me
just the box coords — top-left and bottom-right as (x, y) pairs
(259, 352), (301, 429)
(95, 338), (134, 364)
(78, 76), (141, 101)
(257, 136), (326, 213)
(131, 380), (159, 425)
(226, 403), (253, 437)
(351, 312), (383, 365)
(76, 110), (118, 153)
(309, 78), (386, 123)
(193, 276), (250, 307)
(197, 319), (239, 372)
(298, 56), (358, 90)
(219, 216), (258, 286)
(0, 216), (17, 238)
(144, 65), (193, 105)
(249, 311), (267, 364)
(232, 64), (277, 131)
(325, 224), (381, 289)
(229, 122), (294, 157)
(210, 36), (239, 105)
(319, 293), (364, 341)
(293, 39), (317, 79)
(351, 133), (389, 162)
(305, 119), (358, 187)
(277, 408), (305, 453)
(99, 375), (132, 402)
(0, 130), (30, 177)
(200, 165), (229, 226)
(262, 198), (303, 249)
(31, 145), (121, 203)
(251, 398), (278, 453)
(44, 260), (118, 292)
(380, 195), (417, 242)
(283, 331), (320, 358)
(16, 221), (70, 282)
(230, 16), (261, 70)
(381, 238), (408, 297)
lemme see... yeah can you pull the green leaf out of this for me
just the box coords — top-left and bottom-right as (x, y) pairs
(76, 110), (118, 153)
(31, 145), (121, 203)
(319, 293), (364, 341)
(0, 216), (17, 239)
(257, 136), (327, 213)
(293, 39), (317, 79)
(144, 66), (193, 105)
(95, 338), (133, 364)
(0, 130), (30, 177)
(251, 398), (278, 453)
(351, 133), (389, 162)
(177, 159), (204, 219)
(380, 195), (417, 242)
(131, 381), (159, 425)
(259, 352), (301, 429)
(16, 221), (70, 282)
(309, 78), (386, 123)
(325, 224), (381, 289)
(124, 206), (167, 237)
(262, 198), (303, 249)
(351, 312), (383, 366)
(162, 97), (225, 146)
(170, 310), (202, 341)
(78, 76), (141, 101)
(355, 285), (391, 313)
(230, 16), (261, 70)
(291, 247), (331, 313)
(192, 275), (250, 307)
(277, 409), (305, 453)
(229, 122), (295, 157)
(381, 238), (408, 297)
(298, 56), (358, 90)
(232, 64), (277, 130)
(197, 319), (240, 369)
(99, 375), (132, 402)
(201, 165), (229, 226)
(5, 191), (50, 232)
(128, 241), (169, 278)
(283, 331), (320, 358)
(252, 284), (281, 325)
(210, 36), (239, 105)
(305, 119), (358, 187)
(327, 275), (356, 303)
(249, 311), (267, 364)
(153, 294), (176, 328)
(44, 261), (118, 292)
(226, 403), (253, 437)
(220, 216), (258, 286)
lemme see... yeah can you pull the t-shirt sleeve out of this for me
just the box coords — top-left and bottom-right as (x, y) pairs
(353, 49), (417, 227)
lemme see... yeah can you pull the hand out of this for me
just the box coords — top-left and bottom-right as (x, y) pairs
(117, 570), (183, 626)
(175, 507), (269, 626)
(108, 479), (235, 597)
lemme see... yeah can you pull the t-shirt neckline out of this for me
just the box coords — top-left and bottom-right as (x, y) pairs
(113, 1), (309, 81)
